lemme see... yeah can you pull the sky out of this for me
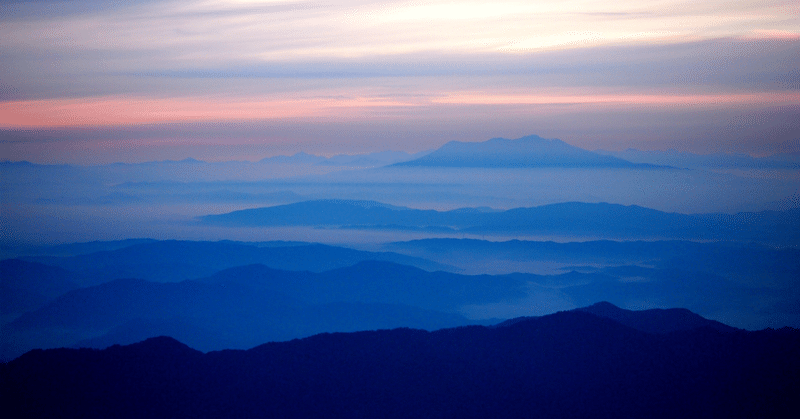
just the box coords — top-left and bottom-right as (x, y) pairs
(1, 0), (799, 163)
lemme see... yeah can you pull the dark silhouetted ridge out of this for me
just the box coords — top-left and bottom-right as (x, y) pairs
(576, 301), (738, 334)
(3, 308), (798, 419)
(494, 302), (739, 335)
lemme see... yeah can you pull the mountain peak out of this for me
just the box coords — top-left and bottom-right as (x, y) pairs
(584, 301), (623, 312)
(394, 135), (651, 168)
(117, 336), (202, 356)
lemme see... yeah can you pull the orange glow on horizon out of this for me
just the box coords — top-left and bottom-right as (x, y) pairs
(0, 96), (415, 128)
(432, 92), (800, 106)
(2, 91), (798, 128)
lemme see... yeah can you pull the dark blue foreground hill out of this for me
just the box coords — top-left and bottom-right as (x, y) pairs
(3, 308), (798, 419)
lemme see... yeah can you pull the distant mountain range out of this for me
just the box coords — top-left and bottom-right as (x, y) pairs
(383, 238), (800, 285)
(202, 199), (800, 244)
(3, 305), (797, 419)
(257, 150), (431, 166)
(5, 135), (796, 220)
(595, 148), (800, 170)
(0, 149), (427, 186)
(394, 135), (665, 168)
(8, 135), (796, 171)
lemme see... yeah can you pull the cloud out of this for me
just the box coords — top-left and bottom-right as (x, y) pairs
(3, 1), (796, 99)
(3, 1), (796, 60)
(2, 37), (797, 101)
(1, 0), (798, 158)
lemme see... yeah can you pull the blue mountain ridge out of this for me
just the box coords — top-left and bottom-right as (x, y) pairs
(3, 255), (782, 360)
(201, 199), (800, 244)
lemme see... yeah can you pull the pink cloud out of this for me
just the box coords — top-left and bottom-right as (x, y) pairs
(432, 92), (800, 106)
(2, 90), (797, 129)
(0, 96), (416, 128)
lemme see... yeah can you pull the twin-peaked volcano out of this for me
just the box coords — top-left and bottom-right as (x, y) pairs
(394, 134), (658, 168)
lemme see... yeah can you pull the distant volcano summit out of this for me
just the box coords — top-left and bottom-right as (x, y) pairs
(394, 135), (660, 168)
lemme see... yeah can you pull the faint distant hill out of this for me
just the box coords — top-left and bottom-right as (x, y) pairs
(202, 199), (800, 244)
(595, 148), (800, 170)
(4, 308), (798, 419)
(384, 238), (800, 288)
(319, 150), (430, 166)
(259, 151), (326, 164)
(1, 149), (429, 188)
(259, 150), (428, 167)
(393, 135), (664, 168)
(202, 199), (474, 229)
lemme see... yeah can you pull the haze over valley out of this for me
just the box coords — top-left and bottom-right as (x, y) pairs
(4, 135), (799, 246)
(3, 135), (799, 363)
(2, 1), (799, 416)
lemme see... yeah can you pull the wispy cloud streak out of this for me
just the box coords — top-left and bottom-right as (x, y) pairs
(1, 0), (798, 158)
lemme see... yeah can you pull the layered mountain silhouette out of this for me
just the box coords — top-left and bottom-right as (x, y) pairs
(393, 135), (662, 168)
(202, 199), (800, 244)
(1, 261), (524, 360)
(384, 238), (800, 292)
(3, 306), (797, 419)
(3, 249), (785, 361)
(18, 240), (449, 286)
(202, 199), (470, 228)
